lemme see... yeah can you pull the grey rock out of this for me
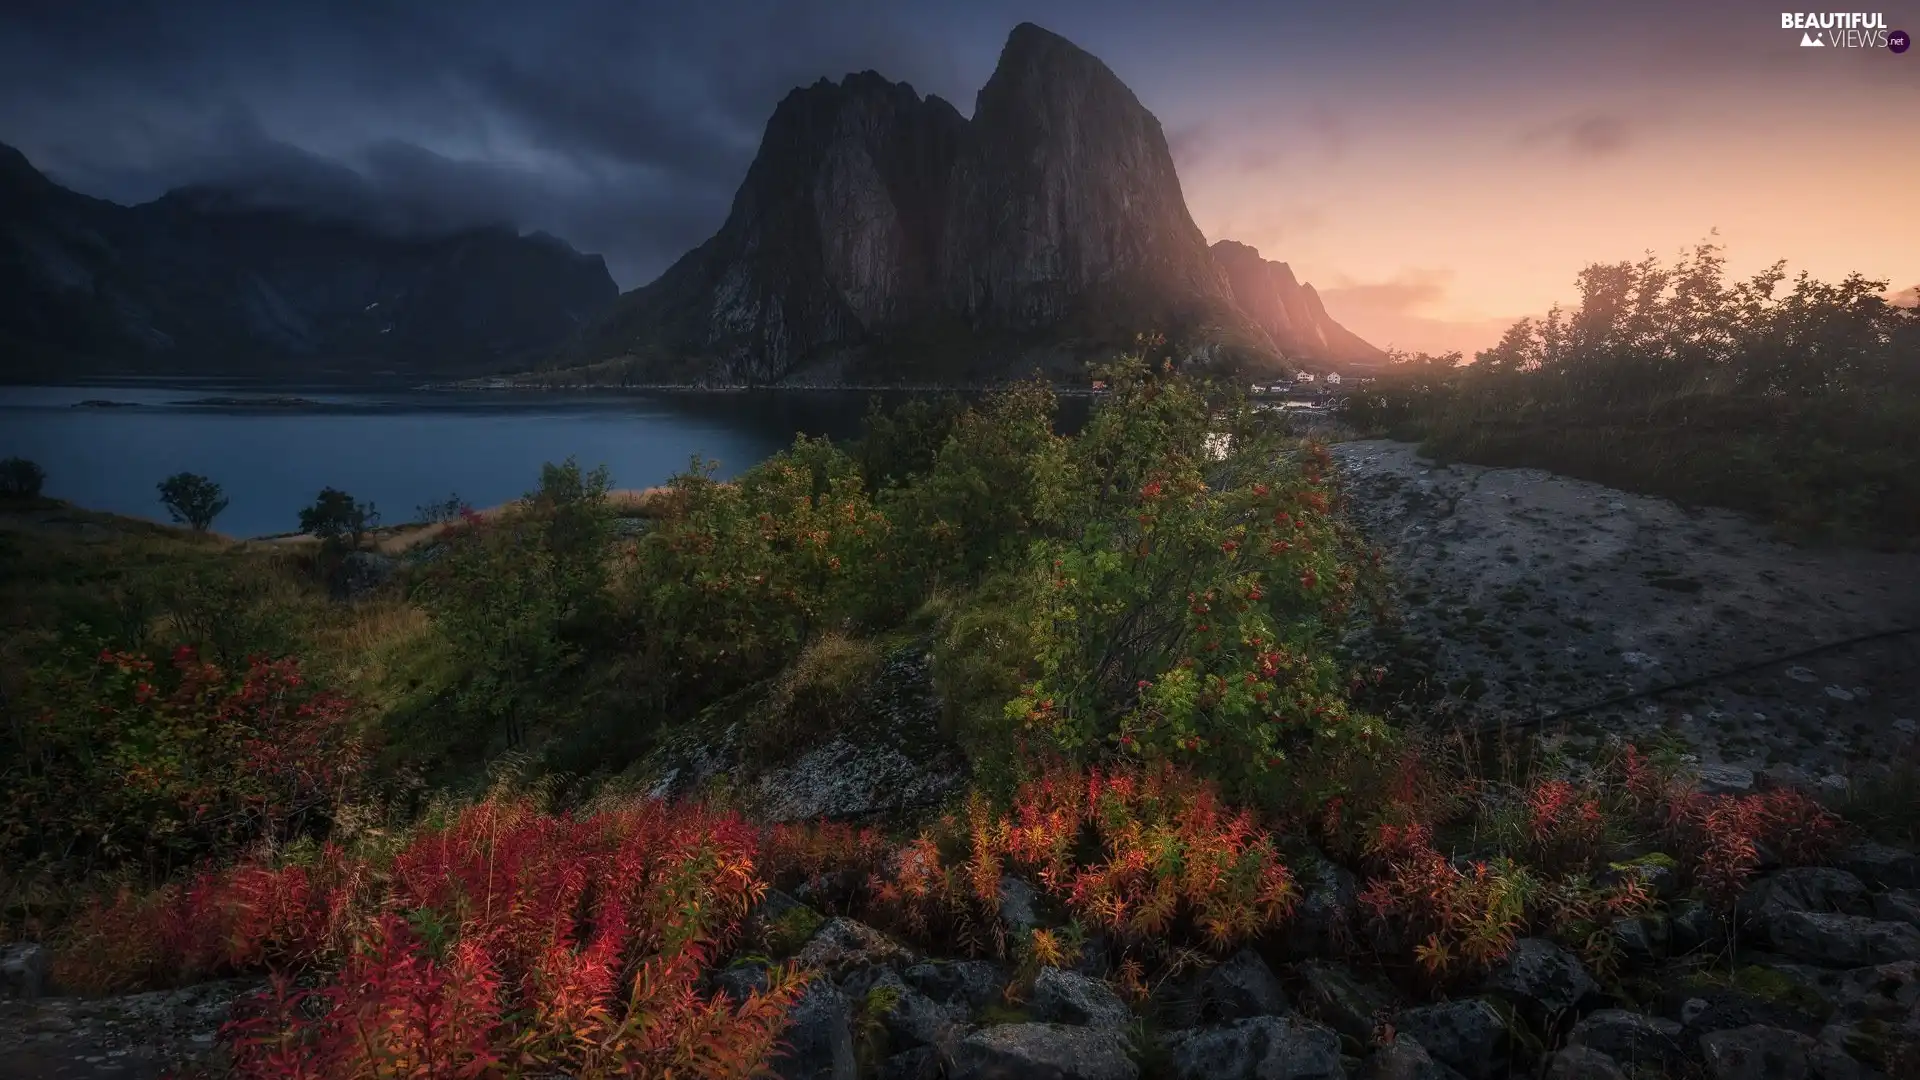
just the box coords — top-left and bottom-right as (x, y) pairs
(795, 917), (919, 978)
(868, 970), (966, 1049)
(774, 980), (859, 1080)
(1567, 1009), (1685, 1071)
(1698, 764), (1757, 795)
(1670, 899), (1723, 956)
(1285, 852), (1359, 957)
(0, 944), (50, 1000)
(1766, 911), (1920, 968)
(1391, 999), (1509, 1080)
(948, 1023), (1138, 1080)
(1540, 1045), (1629, 1080)
(1294, 960), (1395, 1041)
(881, 1046), (941, 1080)
(1871, 889), (1920, 928)
(904, 960), (1006, 1013)
(1608, 915), (1663, 963)
(1838, 843), (1920, 890)
(330, 550), (397, 601)
(1161, 1015), (1344, 1080)
(715, 961), (773, 1004)
(0, 979), (260, 1080)
(1031, 967), (1130, 1029)
(1740, 868), (1874, 927)
(1812, 1014), (1904, 1076)
(1805, 961), (1920, 1022)
(1354, 1035), (1465, 1080)
(999, 876), (1042, 936)
(1481, 937), (1599, 1014)
(1698, 1024), (1817, 1080)
(1198, 949), (1289, 1021)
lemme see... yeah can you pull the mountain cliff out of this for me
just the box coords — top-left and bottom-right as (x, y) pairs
(0, 144), (619, 381)
(1211, 240), (1384, 367)
(566, 23), (1368, 386)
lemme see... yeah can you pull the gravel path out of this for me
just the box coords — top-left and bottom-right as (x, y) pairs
(1334, 440), (1920, 789)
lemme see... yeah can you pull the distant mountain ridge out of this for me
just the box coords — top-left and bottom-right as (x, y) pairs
(562, 22), (1382, 386)
(0, 144), (619, 381)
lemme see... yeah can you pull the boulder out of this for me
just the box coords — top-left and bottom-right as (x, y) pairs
(1160, 1015), (1344, 1080)
(329, 550), (397, 601)
(1540, 1045), (1628, 1080)
(1765, 911), (1920, 968)
(1481, 938), (1599, 1015)
(999, 876), (1042, 936)
(1669, 899), (1723, 956)
(948, 1023), (1138, 1080)
(1294, 960), (1396, 1041)
(1837, 842), (1920, 890)
(881, 1045), (940, 1080)
(772, 981), (859, 1080)
(0, 944), (50, 1000)
(1031, 967), (1131, 1029)
(1286, 853), (1359, 957)
(1566, 1009), (1685, 1072)
(1354, 1034), (1466, 1080)
(795, 917), (919, 979)
(1872, 889), (1920, 929)
(904, 960), (1007, 1014)
(1198, 949), (1290, 1021)
(1739, 868), (1874, 927)
(715, 961), (773, 1004)
(1391, 999), (1510, 1080)
(867, 970), (966, 1050)
(1697, 1024), (1817, 1080)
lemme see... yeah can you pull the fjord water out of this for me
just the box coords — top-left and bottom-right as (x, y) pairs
(0, 382), (884, 538)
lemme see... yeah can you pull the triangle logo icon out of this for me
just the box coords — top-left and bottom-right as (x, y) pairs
(1801, 31), (1824, 45)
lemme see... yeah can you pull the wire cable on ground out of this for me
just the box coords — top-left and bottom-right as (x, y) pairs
(1468, 623), (1920, 737)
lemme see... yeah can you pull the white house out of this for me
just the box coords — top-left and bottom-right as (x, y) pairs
(1324, 372), (1343, 386)
(1295, 372), (1316, 384)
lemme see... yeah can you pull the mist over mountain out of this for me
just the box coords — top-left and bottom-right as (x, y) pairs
(0, 142), (618, 381)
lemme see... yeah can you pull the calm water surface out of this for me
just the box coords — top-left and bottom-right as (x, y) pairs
(0, 381), (891, 538)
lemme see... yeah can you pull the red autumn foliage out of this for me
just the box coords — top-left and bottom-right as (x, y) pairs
(5, 647), (364, 883)
(866, 762), (1298, 955)
(62, 797), (808, 1078)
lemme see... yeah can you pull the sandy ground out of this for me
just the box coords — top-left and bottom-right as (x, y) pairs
(1333, 440), (1920, 788)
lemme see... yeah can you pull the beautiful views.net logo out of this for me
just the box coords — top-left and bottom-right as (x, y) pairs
(1780, 11), (1910, 50)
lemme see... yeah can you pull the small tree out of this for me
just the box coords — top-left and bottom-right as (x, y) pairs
(157, 472), (229, 531)
(298, 487), (379, 548)
(0, 457), (46, 499)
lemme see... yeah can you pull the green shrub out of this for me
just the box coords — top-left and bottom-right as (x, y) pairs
(999, 359), (1388, 809)
(416, 459), (612, 750)
(156, 473), (229, 532)
(298, 487), (380, 548)
(0, 457), (46, 499)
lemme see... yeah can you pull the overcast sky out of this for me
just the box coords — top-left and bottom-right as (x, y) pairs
(3, 0), (1914, 354)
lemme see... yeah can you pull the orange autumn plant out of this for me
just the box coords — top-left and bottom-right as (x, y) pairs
(59, 796), (808, 1080)
(866, 761), (1300, 958)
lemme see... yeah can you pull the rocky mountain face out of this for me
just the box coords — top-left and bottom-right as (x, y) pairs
(0, 144), (618, 381)
(568, 23), (1377, 386)
(1211, 240), (1383, 368)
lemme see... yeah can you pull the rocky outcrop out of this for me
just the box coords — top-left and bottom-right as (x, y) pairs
(1210, 240), (1384, 366)
(0, 143), (618, 381)
(571, 23), (1366, 386)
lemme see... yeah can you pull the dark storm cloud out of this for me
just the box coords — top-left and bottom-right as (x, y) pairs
(0, 0), (970, 287)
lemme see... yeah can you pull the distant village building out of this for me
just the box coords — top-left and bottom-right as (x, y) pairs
(1324, 372), (1343, 386)
(1295, 371), (1316, 384)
